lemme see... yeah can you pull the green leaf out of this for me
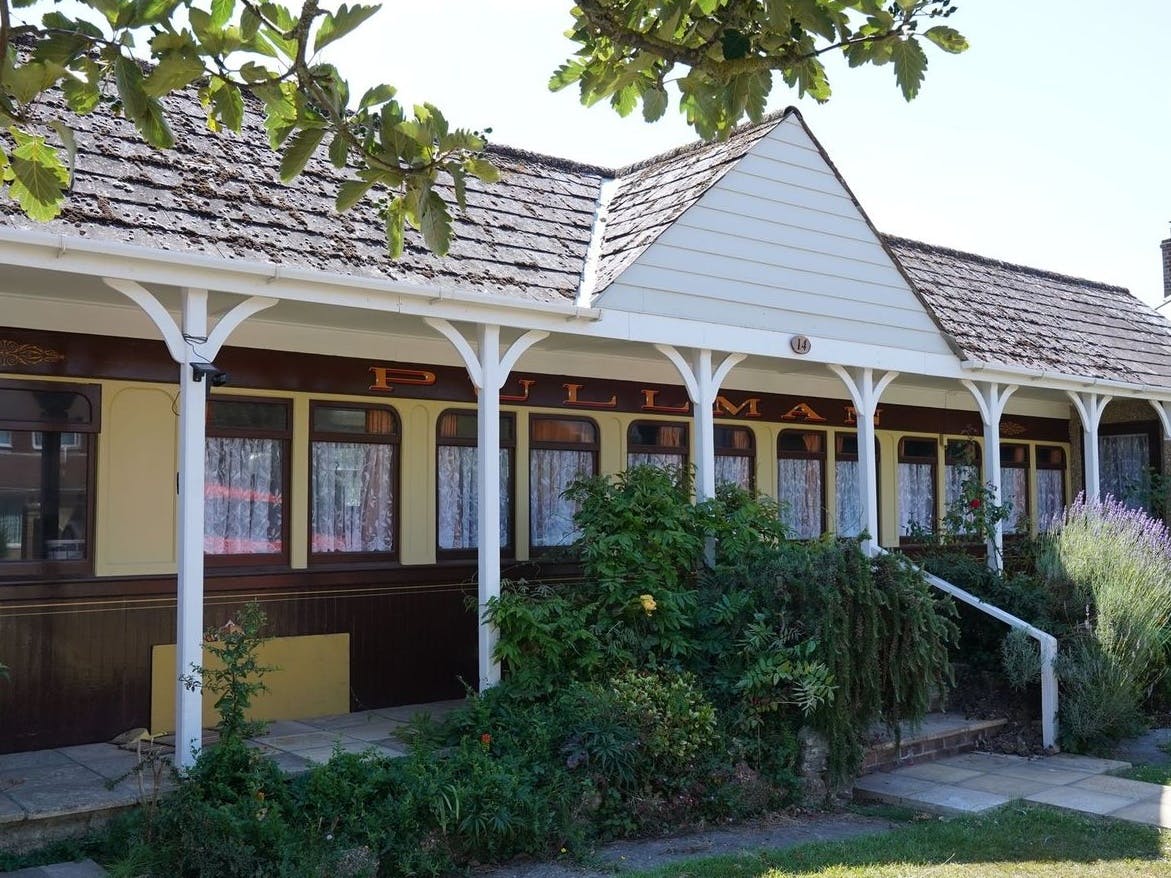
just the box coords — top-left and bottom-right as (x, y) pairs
(763, 0), (790, 30)
(336, 177), (375, 212)
(890, 37), (927, 100)
(464, 156), (498, 183)
(4, 61), (65, 104)
(384, 195), (405, 257)
(642, 84), (668, 122)
(6, 129), (70, 221)
(241, 5), (261, 39)
(313, 3), (380, 54)
(923, 25), (969, 54)
(209, 78), (244, 130)
(48, 120), (77, 185)
(418, 188), (451, 256)
(328, 133), (348, 168)
(278, 127), (325, 182)
(359, 83), (396, 110)
(115, 55), (173, 147)
(143, 53), (205, 97)
(62, 60), (102, 114)
(548, 60), (585, 92)
(721, 29), (751, 61)
(210, 0), (235, 29)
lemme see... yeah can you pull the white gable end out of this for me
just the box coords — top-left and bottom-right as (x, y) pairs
(594, 115), (956, 359)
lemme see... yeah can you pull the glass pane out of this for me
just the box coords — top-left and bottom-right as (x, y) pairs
(901, 438), (936, 461)
(779, 457), (822, 539)
(0, 431), (89, 562)
(531, 419), (596, 445)
(715, 426), (752, 452)
(1002, 466), (1028, 534)
(205, 437), (284, 554)
(438, 412), (514, 442)
(314, 406), (397, 437)
(311, 442), (395, 553)
(209, 399), (288, 432)
(1099, 433), (1150, 509)
(835, 459), (863, 537)
(0, 387), (91, 427)
(1037, 469), (1066, 531)
(530, 448), (594, 547)
(898, 462), (935, 536)
(437, 446), (510, 550)
(716, 455), (752, 491)
(629, 423), (687, 448)
(779, 431), (824, 455)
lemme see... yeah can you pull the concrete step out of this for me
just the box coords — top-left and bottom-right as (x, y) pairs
(861, 712), (1008, 775)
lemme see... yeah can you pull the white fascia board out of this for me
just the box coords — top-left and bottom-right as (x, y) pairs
(959, 359), (1171, 403)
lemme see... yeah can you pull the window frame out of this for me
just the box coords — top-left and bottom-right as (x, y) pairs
(715, 424), (756, 492)
(897, 435), (938, 542)
(528, 415), (599, 552)
(204, 394), (292, 569)
(307, 401), (402, 567)
(0, 378), (101, 580)
(626, 420), (690, 470)
(833, 431), (881, 539)
(435, 408), (516, 559)
(777, 429), (827, 538)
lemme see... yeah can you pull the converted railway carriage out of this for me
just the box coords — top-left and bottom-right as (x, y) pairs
(2, 97), (1171, 759)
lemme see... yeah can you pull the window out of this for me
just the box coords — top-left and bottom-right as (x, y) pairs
(627, 421), (688, 471)
(310, 404), (399, 559)
(898, 436), (937, 538)
(0, 379), (99, 576)
(778, 430), (825, 539)
(834, 433), (879, 538)
(530, 417), (598, 549)
(1099, 432), (1153, 509)
(1036, 446), (1067, 531)
(205, 397), (290, 562)
(715, 425), (755, 491)
(437, 410), (514, 553)
(1000, 445), (1029, 534)
(944, 439), (981, 511)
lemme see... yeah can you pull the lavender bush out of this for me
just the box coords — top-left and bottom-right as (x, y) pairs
(1040, 496), (1171, 750)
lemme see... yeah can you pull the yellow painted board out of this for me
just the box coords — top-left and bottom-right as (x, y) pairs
(150, 633), (350, 733)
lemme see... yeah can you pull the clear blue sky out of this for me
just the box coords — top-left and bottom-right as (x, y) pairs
(337, 1), (1171, 304)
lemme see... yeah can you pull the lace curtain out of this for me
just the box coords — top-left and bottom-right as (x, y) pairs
(945, 464), (978, 509)
(778, 458), (822, 539)
(530, 449), (593, 547)
(715, 456), (752, 491)
(1036, 469), (1065, 531)
(1001, 467), (1028, 534)
(311, 442), (395, 553)
(205, 437), (283, 554)
(437, 446), (510, 549)
(1099, 434), (1150, 508)
(628, 452), (686, 470)
(898, 463), (935, 536)
(835, 460), (863, 537)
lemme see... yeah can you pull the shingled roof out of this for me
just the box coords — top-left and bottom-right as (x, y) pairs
(3, 85), (1169, 390)
(887, 236), (1171, 389)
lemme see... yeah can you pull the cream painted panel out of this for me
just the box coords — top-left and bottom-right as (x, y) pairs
(598, 415), (624, 476)
(402, 404), (434, 565)
(99, 383), (177, 575)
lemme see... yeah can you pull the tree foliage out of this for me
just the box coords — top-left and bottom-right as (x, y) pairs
(0, 0), (966, 251)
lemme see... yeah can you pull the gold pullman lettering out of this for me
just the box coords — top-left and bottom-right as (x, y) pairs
(563, 383), (618, 409)
(844, 406), (882, 427)
(500, 379), (536, 403)
(780, 402), (827, 423)
(369, 366), (438, 392)
(640, 389), (690, 414)
(713, 395), (762, 418)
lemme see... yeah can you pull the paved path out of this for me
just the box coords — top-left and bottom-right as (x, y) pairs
(853, 750), (1171, 826)
(3, 861), (105, 877)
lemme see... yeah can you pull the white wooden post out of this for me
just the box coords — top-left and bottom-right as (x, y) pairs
(103, 279), (275, 769)
(654, 345), (745, 501)
(1067, 391), (1111, 501)
(961, 380), (1018, 572)
(828, 366), (898, 556)
(424, 319), (547, 688)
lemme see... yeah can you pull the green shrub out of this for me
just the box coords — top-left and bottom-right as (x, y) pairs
(609, 669), (716, 779)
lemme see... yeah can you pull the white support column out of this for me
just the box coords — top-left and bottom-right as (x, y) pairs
(1150, 399), (1171, 442)
(961, 380), (1018, 572)
(424, 318), (547, 689)
(1067, 391), (1111, 501)
(828, 366), (898, 556)
(654, 345), (745, 501)
(104, 279), (275, 770)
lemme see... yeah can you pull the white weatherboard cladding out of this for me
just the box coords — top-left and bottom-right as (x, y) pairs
(597, 115), (954, 359)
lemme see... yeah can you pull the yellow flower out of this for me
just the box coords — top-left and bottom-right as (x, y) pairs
(639, 594), (657, 615)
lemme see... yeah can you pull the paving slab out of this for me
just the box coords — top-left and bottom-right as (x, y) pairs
(991, 763), (1097, 786)
(1, 763), (106, 788)
(1069, 773), (1166, 801)
(852, 772), (937, 799)
(933, 752), (1029, 772)
(1109, 798), (1171, 828)
(0, 790), (26, 823)
(344, 718), (411, 743)
(1025, 785), (1135, 816)
(1042, 753), (1131, 774)
(299, 712), (377, 731)
(902, 784), (1013, 815)
(1114, 728), (1171, 767)
(6, 780), (138, 818)
(250, 731), (343, 752)
(0, 750), (74, 773)
(892, 762), (982, 784)
(954, 772), (1052, 798)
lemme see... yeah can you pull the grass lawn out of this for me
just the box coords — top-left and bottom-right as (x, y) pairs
(627, 806), (1171, 877)
(1123, 765), (1171, 786)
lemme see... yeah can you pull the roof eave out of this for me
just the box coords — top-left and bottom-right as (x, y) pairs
(960, 358), (1171, 401)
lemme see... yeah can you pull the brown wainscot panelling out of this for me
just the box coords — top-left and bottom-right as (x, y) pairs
(0, 562), (580, 753)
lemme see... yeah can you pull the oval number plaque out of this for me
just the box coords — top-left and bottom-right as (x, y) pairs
(790, 335), (812, 355)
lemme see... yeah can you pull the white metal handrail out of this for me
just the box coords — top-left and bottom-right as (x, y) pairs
(876, 547), (1058, 750)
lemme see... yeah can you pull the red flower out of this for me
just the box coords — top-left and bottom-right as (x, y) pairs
(969, 498), (982, 510)
(480, 733), (492, 746)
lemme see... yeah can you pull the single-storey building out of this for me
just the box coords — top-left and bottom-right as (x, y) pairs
(2, 91), (1170, 762)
